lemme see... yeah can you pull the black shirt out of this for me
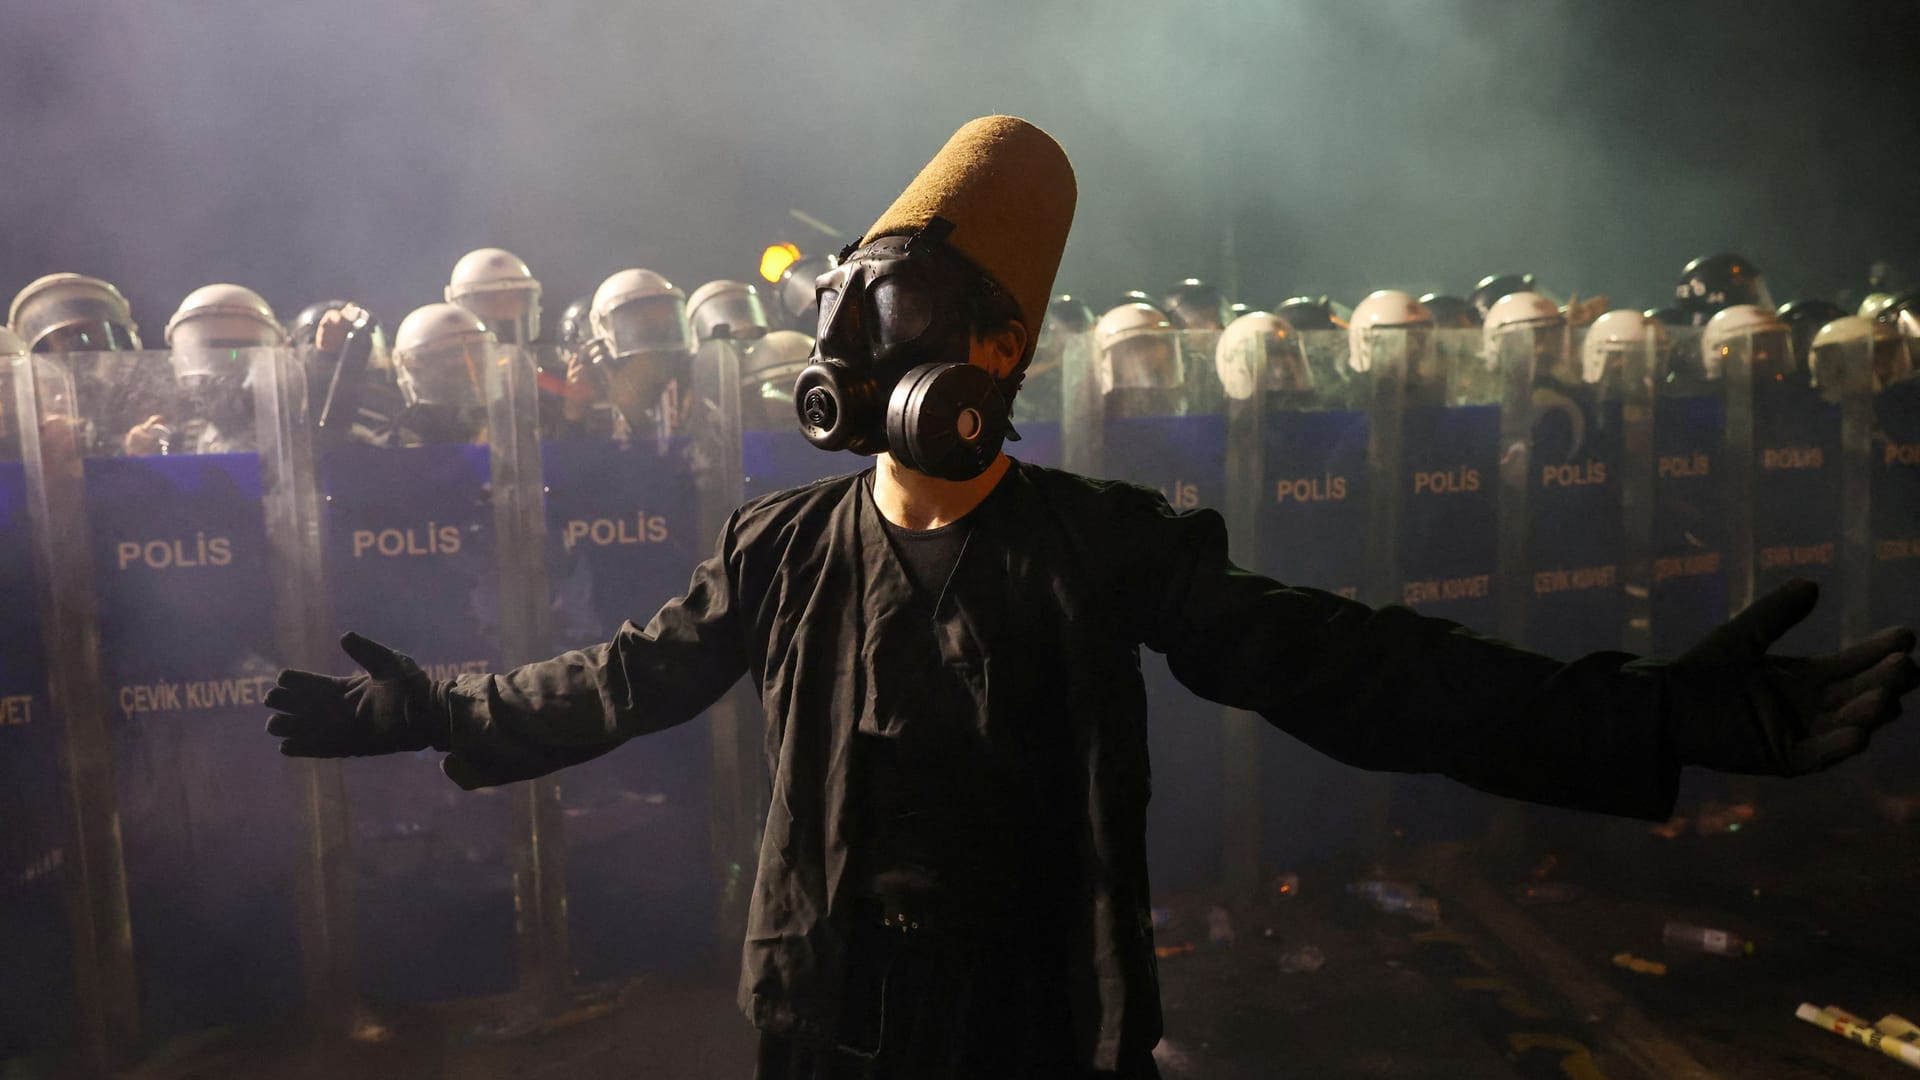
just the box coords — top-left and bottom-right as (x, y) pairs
(857, 478), (1074, 930)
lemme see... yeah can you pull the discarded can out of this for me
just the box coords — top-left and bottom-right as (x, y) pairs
(1663, 921), (1754, 957)
(1611, 953), (1667, 976)
(1510, 882), (1584, 906)
(1278, 944), (1326, 974)
(1207, 906), (1235, 947)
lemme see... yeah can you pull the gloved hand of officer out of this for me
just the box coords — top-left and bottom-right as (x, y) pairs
(1665, 579), (1918, 776)
(265, 632), (450, 757)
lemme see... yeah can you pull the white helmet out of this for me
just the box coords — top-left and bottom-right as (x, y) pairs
(686, 280), (770, 347)
(1859, 292), (1896, 321)
(8, 272), (141, 352)
(1346, 290), (1431, 374)
(165, 283), (286, 350)
(445, 247), (541, 344)
(1484, 291), (1568, 374)
(743, 329), (815, 386)
(1580, 308), (1667, 385)
(1215, 311), (1309, 400)
(590, 268), (689, 357)
(1094, 303), (1180, 392)
(392, 302), (494, 408)
(1702, 304), (1792, 380)
(1812, 315), (1912, 393)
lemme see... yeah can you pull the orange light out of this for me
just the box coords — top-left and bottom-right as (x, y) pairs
(760, 243), (802, 284)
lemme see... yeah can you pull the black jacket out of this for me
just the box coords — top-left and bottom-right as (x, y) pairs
(435, 459), (1679, 1069)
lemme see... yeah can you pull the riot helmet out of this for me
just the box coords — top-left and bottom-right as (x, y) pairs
(392, 302), (493, 410)
(165, 284), (286, 353)
(1809, 316), (1910, 399)
(1468, 272), (1538, 319)
(1483, 291), (1569, 378)
(1045, 294), (1098, 335)
(775, 254), (838, 333)
(1421, 293), (1482, 329)
(1581, 308), (1667, 386)
(1346, 290), (1433, 375)
(1273, 296), (1343, 332)
(687, 279), (771, 347)
(1701, 304), (1793, 383)
(741, 329), (816, 430)
(445, 247), (541, 345)
(1777, 298), (1846, 364)
(1162, 278), (1230, 331)
(556, 296), (595, 352)
(1675, 253), (1771, 327)
(1215, 311), (1310, 400)
(1093, 302), (1179, 393)
(9, 273), (141, 353)
(590, 269), (690, 358)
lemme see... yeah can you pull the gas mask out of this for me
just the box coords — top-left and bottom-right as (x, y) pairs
(792, 221), (1019, 481)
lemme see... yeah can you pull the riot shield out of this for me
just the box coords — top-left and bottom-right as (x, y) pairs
(1011, 328), (1068, 468)
(0, 360), (73, 1054)
(1069, 325), (1228, 892)
(1867, 362), (1919, 780)
(1729, 328), (1844, 653)
(1507, 327), (1643, 658)
(319, 348), (520, 1006)
(1247, 328), (1380, 872)
(535, 344), (720, 982)
(1649, 328), (1728, 656)
(1387, 327), (1506, 846)
(20, 349), (309, 1037)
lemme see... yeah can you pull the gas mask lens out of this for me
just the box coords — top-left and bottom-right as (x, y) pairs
(869, 276), (932, 346)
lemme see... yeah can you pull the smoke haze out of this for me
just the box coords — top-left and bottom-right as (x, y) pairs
(3, 0), (1916, 332)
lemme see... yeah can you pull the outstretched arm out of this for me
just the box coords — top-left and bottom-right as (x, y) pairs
(1122, 491), (1916, 821)
(268, 512), (751, 790)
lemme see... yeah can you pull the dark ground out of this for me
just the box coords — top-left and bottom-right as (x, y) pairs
(8, 770), (1917, 1080)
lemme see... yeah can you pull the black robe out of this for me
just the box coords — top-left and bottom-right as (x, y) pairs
(433, 459), (1680, 1070)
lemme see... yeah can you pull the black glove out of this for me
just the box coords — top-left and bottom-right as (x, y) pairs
(1664, 579), (1918, 775)
(265, 633), (451, 757)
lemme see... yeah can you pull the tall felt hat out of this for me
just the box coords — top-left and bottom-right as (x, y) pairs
(861, 116), (1077, 363)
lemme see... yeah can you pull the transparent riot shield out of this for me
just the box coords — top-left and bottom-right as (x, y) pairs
(1011, 326), (1069, 467)
(1863, 352), (1919, 782)
(1503, 325), (1641, 658)
(0, 359), (75, 1055)
(1650, 327), (1727, 656)
(535, 343), (722, 983)
(318, 347), (520, 1006)
(1068, 325), (1228, 892)
(19, 348), (311, 1038)
(1386, 327), (1506, 846)
(1726, 327), (1844, 653)
(1245, 328), (1381, 875)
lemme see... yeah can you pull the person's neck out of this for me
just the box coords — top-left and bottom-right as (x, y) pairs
(871, 452), (1011, 531)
